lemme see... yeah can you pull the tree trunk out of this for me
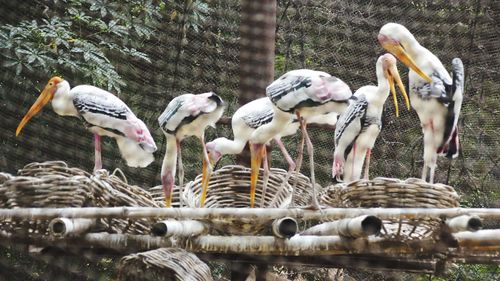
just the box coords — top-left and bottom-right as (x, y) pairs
(236, 0), (277, 165)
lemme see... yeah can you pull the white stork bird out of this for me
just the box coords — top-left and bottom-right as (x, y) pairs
(204, 97), (338, 207)
(378, 23), (464, 183)
(15, 76), (157, 171)
(332, 54), (409, 182)
(249, 69), (352, 209)
(158, 92), (224, 207)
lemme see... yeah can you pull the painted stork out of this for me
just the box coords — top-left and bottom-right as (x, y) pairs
(204, 97), (338, 207)
(15, 76), (157, 171)
(158, 92), (224, 207)
(378, 23), (464, 183)
(249, 69), (352, 209)
(332, 54), (409, 182)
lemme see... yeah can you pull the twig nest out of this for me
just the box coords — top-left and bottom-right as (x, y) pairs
(184, 165), (293, 209)
(183, 165), (294, 234)
(322, 177), (460, 241)
(149, 185), (197, 208)
(90, 169), (160, 234)
(1, 161), (161, 236)
(0, 172), (12, 208)
(18, 160), (91, 177)
(116, 248), (213, 281)
(338, 177), (460, 208)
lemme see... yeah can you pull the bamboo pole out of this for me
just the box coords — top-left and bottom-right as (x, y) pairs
(151, 220), (208, 237)
(302, 216), (382, 238)
(48, 218), (96, 237)
(1, 207), (499, 221)
(271, 217), (298, 238)
(452, 229), (500, 248)
(446, 215), (482, 232)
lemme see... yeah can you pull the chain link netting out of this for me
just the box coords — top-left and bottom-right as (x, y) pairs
(0, 0), (498, 280)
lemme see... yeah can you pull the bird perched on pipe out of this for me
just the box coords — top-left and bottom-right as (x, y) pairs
(378, 23), (464, 183)
(205, 97), (338, 207)
(158, 92), (224, 208)
(332, 54), (409, 182)
(15, 76), (157, 171)
(249, 69), (352, 209)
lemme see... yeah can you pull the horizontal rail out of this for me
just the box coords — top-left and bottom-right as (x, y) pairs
(0, 207), (499, 221)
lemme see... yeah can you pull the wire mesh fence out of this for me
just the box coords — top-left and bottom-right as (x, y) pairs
(0, 0), (498, 280)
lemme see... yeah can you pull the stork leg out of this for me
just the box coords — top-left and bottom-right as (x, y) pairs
(274, 137), (296, 182)
(363, 148), (372, 180)
(93, 134), (102, 172)
(422, 121), (437, 183)
(200, 135), (212, 207)
(290, 116), (306, 208)
(298, 113), (321, 210)
(260, 146), (270, 208)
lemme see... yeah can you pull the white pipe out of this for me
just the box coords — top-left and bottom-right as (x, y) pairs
(272, 217), (298, 238)
(151, 220), (208, 237)
(446, 215), (482, 232)
(48, 218), (96, 237)
(302, 216), (382, 237)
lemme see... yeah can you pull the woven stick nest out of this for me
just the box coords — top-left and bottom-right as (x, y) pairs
(321, 177), (460, 240)
(183, 165), (298, 234)
(184, 165), (293, 209)
(148, 184), (197, 208)
(0, 161), (160, 236)
(116, 248), (213, 281)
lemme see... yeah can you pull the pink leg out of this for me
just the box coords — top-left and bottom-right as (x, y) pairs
(93, 134), (102, 172)
(274, 137), (296, 180)
(363, 148), (372, 180)
(301, 118), (321, 209)
(290, 112), (306, 207)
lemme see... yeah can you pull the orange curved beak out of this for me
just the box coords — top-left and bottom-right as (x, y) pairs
(200, 157), (212, 207)
(249, 143), (265, 208)
(16, 81), (56, 136)
(381, 42), (433, 84)
(385, 64), (410, 118)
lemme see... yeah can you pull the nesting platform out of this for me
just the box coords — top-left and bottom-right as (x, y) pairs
(1, 161), (499, 280)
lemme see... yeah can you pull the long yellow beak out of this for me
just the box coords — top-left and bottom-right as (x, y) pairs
(16, 84), (55, 136)
(200, 157), (212, 207)
(249, 143), (264, 208)
(382, 43), (433, 84)
(386, 65), (410, 118)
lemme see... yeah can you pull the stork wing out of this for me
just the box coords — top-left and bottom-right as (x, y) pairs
(158, 93), (220, 134)
(72, 85), (131, 120)
(438, 58), (464, 158)
(267, 69), (351, 112)
(334, 95), (368, 158)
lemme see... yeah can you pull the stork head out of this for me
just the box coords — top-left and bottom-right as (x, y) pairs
(205, 140), (223, 167)
(16, 76), (64, 136)
(378, 23), (433, 84)
(380, 53), (410, 117)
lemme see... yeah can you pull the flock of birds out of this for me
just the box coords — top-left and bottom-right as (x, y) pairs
(15, 23), (464, 209)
